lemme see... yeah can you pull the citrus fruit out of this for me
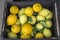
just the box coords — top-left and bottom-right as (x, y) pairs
(7, 15), (17, 26)
(35, 33), (44, 38)
(46, 12), (53, 20)
(11, 25), (21, 33)
(36, 23), (44, 30)
(18, 8), (25, 17)
(20, 35), (31, 39)
(15, 19), (20, 25)
(46, 20), (52, 28)
(8, 32), (17, 38)
(19, 15), (27, 25)
(10, 6), (19, 14)
(24, 7), (33, 16)
(39, 9), (50, 17)
(43, 28), (52, 38)
(21, 23), (33, 35)
(33, 3), (42, 12)
(28, 16), (36, 24)
(37, 15), (45, 21)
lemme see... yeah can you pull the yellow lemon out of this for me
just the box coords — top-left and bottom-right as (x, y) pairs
(20, 35), (31, 39)
(33, 3), (42, 12)
(10, 6), (19, 14)
(24, 7), (33, 16)
(11, 25), (21, 33)
(7, 15), (17, 26)
(35, 33), (44, 38)
(21, 23), (33, 35)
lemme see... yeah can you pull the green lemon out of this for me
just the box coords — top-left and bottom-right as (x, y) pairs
(46, 20), (52, 28)
(39, 9), (50, 17)
(36, 23), (44, 30)
(28, 16), (36, 25)
(19, 15), (27, 25)
(46, 12), (53, 20)
(15, 19), (20, 25)
(18, 8), (25, 17)
(43, 28), (52, 38)
(37, 15), (45, 21)
(8, 32), (17, 38)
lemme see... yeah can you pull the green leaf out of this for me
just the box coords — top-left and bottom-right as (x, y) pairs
(37, 29), (43, 32)
(31, 27), (37, 37)
(28, 17), (32, 22)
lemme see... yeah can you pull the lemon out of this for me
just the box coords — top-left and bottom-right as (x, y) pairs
(36, 23), (44, 30)
(24, 7), (33, 16)
(8, 32), (17, 38)
(46, 20), (52, 28)
(18, 8), (25, 17)
(35, 33), (44, 38)
(7, 15), (17, 26)
(39, 9), (50, 17)
(20, 35), (31, 39)
(19, 15), (27, 25)
(33, 3), (42, 12)
(43, 28), (52, 38)
(10, 6), (19, 14)
(21, 23), (33, 35)
(46, 12), (53, 20)
(28, 16), (36, 24)
(37, 15), (45, 21)
(15, 19), (20, 25)
(11, 25), (21, 33)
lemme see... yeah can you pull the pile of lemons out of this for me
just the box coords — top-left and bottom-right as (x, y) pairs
(6, 3), (53, 39)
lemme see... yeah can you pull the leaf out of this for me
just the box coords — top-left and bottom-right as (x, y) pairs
(28, 17), (32, 22)
(31, 27), (37, 37)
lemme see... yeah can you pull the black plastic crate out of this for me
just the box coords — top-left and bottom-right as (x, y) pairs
(13, 0), (44, 1)
(13, 0), (55, 2)
(2, 1), (59, 40)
